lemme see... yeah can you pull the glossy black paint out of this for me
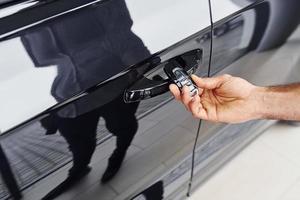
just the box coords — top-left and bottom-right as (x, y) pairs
(0, 0), (211, 199)
(1, 0), (299, 199)
(124, 49), (202, 103)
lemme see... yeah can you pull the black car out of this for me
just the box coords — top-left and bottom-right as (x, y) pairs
(0, 0), (299, 199)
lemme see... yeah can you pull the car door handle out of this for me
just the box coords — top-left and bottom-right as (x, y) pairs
(124, 49), (202, 103)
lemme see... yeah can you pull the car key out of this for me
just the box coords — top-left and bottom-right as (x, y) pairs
(164, 60), (198, 97)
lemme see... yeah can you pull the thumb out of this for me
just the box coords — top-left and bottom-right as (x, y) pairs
(191, 74), (230, 89)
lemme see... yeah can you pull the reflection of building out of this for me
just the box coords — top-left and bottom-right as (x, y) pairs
(1, 119), (105, 189)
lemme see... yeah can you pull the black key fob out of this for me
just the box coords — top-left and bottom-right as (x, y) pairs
(164, 60), (198, 97)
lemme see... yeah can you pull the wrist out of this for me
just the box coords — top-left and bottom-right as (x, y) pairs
(250, 86), (268, 120)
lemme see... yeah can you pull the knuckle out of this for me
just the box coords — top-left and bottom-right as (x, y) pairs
(191, 107), (200, 118)
(222, 74), (232, 79)
(192, 112), (199, 118)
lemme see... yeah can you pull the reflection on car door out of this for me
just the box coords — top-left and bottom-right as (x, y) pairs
(0, 0), (212, 199)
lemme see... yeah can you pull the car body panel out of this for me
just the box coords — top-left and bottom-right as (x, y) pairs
(1, 0), (300, 199)
(0, 0), (211, 132)
(0, 0), (211, 199)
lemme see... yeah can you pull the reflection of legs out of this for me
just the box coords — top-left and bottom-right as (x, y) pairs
(106, 111), (138, 152)
(42, 112), (99, 200)
(58, 111), (99, 175)
(101, 98), (139, 183)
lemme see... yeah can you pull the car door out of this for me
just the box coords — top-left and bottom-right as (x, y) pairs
(183, 0), (300, 195)
(0, 0), (212, 199)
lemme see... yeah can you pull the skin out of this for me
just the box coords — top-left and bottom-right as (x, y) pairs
(169, 74), (300, 124)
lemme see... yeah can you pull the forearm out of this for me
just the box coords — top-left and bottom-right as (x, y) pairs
(254, 84), (300, 121)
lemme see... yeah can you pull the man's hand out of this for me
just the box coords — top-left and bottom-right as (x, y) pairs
(169, 74), (262, 123)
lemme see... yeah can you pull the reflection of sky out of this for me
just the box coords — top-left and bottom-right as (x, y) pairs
(126, 0), (210, 53)
(0, 1), (37, 19)
(0, 38), (56, 133)
(210, 1), (241, 22)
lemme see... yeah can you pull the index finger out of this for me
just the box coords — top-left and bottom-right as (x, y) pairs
(169, 84), (181, 101)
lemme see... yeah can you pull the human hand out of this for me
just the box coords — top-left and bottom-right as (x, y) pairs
(169, 74), (261, 123)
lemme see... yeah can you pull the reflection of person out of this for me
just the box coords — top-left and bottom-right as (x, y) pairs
(56, 95), (139, 182)
(170, 74), (300, 123)
(21, 0), (150, 199)
(40, 95), (140, 200)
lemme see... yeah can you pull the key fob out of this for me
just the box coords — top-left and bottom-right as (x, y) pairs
(164, 60), (198, 97)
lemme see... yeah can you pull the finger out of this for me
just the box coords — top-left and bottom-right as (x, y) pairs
(182, 86), (193, 111)
(191, 74), (220, 89)
(188, 94), (201, 111)
(197, 87), (204, 96)
(189, 99), (209, 120)
(193, 107), (209, 120)
(191, 74), (231, 89)
(169, 84), (181, 101)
